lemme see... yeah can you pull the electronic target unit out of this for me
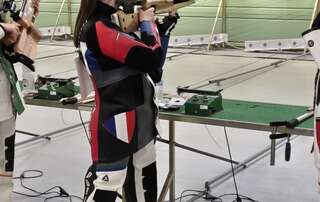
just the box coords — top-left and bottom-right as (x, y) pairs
(185, 94), (223, 116)
(35, 77), (80, 100)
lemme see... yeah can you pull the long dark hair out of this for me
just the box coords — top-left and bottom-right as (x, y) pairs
(73, 0), (97, 47)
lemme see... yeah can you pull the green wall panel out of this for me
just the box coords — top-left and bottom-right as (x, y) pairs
(171, 17), (223, 35)
(34, 0), (79, 27)
(34, 0), (319, 41)
(227, 19), (310, 41)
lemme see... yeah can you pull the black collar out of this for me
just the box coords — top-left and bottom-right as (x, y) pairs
(96, 1), (118, 16)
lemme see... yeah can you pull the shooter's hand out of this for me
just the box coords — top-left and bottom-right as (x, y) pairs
(156, 12), (180, 36)
(139, 7), (155, 22)
(0, 22), (21, 46)
(32, 0), (40, 16)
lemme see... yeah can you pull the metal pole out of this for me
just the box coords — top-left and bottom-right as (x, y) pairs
(158, 172), (174, 202)
(51, 0), (67, 41)
(169, 120), (176, 202)
(186, 137), (292, 202)
(270, 139), (276, 165)
(16, 122), (88, 146)
(270, 126), (278, 166)
(207, 0), (223, 50)
(67, 0), (72, 34)
(221, 0), (227, 33)
(157, 138), (240, 165)
(16, 130), (51, 140)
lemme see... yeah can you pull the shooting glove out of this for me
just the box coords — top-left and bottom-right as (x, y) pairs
(156, 13), (180, 36)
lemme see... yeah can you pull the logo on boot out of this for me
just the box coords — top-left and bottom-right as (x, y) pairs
(102, 174), (109, 182)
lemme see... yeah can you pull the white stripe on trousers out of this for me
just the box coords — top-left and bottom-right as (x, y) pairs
(133, 141), (157, 202)
(114, 113), (129, 143)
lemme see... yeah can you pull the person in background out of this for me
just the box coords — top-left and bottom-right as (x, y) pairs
(0, 16), (25, 202)
(73, 0), (178, 201)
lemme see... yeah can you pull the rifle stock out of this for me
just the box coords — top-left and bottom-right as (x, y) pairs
(117, 0), (194, 33)
(14, 0), (41, 60)
(144, 0), (194, 14)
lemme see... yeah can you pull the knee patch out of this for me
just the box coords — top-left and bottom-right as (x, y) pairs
(84, 161), (128, 202)
(5, 134), (15, 172)
(133, 141), (156, 169)
(0, 134), (15, 173)
(94, 164), (127, 192)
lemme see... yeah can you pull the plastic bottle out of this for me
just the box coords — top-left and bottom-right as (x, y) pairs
(155, 80), (164, 104)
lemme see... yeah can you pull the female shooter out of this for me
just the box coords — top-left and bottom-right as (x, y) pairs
(74, 0), (178, 201)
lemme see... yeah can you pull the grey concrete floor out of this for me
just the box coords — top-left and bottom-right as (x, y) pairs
(10, 41), (320, 202)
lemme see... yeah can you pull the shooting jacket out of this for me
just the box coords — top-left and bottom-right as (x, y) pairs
(79, 2), (168, 163)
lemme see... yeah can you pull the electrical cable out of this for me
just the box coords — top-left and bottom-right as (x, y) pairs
(13, 170), (83, 202)
(175, 127), (259, 202)
(78, 109), (91, 144)
(218, 193), (259, 202)
(205, 125), (223, 150)
(175, 189), (223, 202)
(223, 127), (241, 201)
(223, 127), (259, 202)
(176, 189), (205, 202)
(60, 109), (69, 125)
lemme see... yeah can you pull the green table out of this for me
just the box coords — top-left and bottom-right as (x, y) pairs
(160, 99), (313, 135)
(25, 98), (314, 202)
(157, 99), (313, 202)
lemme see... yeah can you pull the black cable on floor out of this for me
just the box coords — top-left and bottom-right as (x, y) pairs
(217, 127), (258, 202)
(175, 189), (223, 202)
(175, 127), (260, 202)
(223, 127), (241, 202)
(175, 189), (205, 201)
(13, 170), (83, 202)
(218, 193), (259, 202)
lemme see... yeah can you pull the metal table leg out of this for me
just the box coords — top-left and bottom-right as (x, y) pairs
(270, 138), (276, 165)
(169, 120), (175, 202)
(270, 127), (278, 166)
(158, 120), (175, 202)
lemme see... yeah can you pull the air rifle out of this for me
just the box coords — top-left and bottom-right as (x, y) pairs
(4, 0), (41, 72)
(116, 0), (194, 33)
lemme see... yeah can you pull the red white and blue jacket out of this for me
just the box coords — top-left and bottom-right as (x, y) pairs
(79, 2), (169, 163)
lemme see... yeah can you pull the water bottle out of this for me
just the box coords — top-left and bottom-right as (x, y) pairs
(155, 80), (164, 104)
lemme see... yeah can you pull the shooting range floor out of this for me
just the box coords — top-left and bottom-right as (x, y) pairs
(12, 40), (320, 202)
